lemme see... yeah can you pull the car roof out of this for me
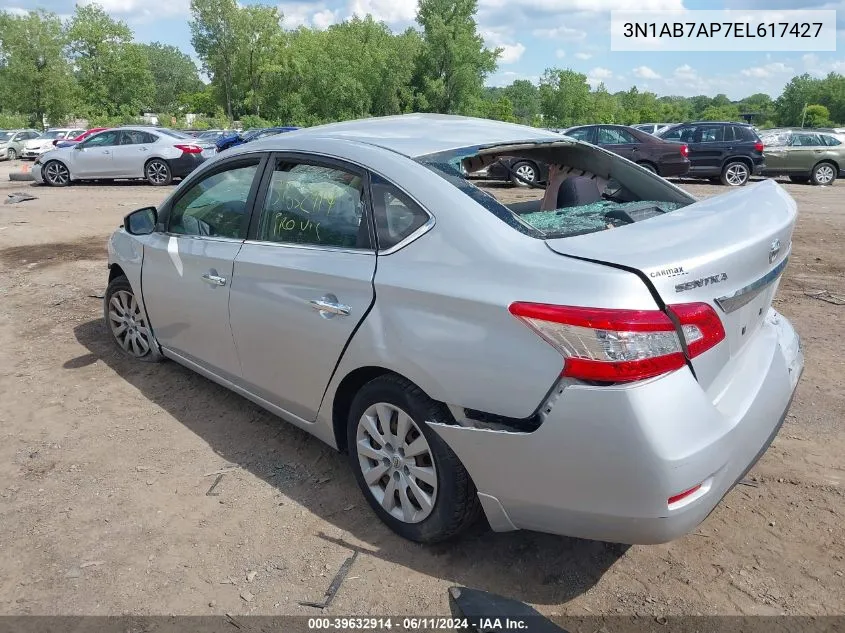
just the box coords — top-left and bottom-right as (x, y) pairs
(243, 114), (565, 158)
(666, 121), (752, 127)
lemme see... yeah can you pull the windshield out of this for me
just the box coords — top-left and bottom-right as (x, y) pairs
(416, 142), (693, 239)
(40, 131), (65, 139)
(0, 132), (13, 142)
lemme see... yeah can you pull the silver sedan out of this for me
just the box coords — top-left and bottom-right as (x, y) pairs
(105, 114), (803, 544)
(33, 127), (216, 187)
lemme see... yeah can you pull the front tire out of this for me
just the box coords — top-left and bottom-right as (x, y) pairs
(145, 159), (172, 186)
(7, 148), (17, 161)
(720, 161), (750, 186)
(347, 375), (481, 543)
(104, 275), (163, 362)
(42, 160), (70, 187)
(811, 162), (837, 186)
(510, 161), (538, 187)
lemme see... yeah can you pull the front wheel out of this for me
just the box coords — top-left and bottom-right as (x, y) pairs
(42, 160), (70, 187)
(347, 375), (481, 543)
(7, 148), (17, 161)
(145, 159), (172, 186)
(720, 161), (750, 186)
(811, 162), (837, 186)
(104, 275), (163, 362)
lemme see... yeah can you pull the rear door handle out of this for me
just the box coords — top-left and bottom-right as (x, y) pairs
(201, 272), (227, 286)
(309, 295), (351, 317)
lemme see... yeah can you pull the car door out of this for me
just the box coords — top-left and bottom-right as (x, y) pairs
(761, 130), (791, 174)
(787, 132), (826, 173)
(113, 130), (156, 177)
(68, 130), (120, 178)
(229, 154), (377, 421)
(141, 154), (267, 379)
(597, 126), (638, 161)
(691, 124), (726, 173)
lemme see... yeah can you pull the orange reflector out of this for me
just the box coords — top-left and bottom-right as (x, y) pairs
(668, 484), (702, 506)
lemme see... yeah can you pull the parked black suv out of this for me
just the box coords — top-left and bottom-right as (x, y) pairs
(656, 122), (765, 186)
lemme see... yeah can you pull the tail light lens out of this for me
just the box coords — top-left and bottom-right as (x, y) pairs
(174, 144), (203, 154)
(680, 144), (689, 158)
(508, 302), (725, 383)
(754, 141), (764, 152)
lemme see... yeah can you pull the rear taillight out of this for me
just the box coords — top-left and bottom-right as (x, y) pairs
(174, 144), (203, 154)
(508, 302), (725, 383)
(680, 144), (689, 158)
(754, 141), (764, 152)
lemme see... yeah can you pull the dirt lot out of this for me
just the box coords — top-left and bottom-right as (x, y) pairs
(0, 160), (843, 619)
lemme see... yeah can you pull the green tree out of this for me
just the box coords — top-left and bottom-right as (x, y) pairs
(67, 4), (154, 117)
(775, 74), (821, 126)
(804, 104), (831, 127)
(234, 4), (283, 117)
(413, 0), (500, 114)
(0, 10), (77, 126)
(590, 83), (618, 124)
(503, 79), (540, 124)
(138, 42), (204, 114)
(190, 0), (239, 120)
(539, 68), (591, 126)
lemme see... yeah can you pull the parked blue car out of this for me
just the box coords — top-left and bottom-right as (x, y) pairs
(215, 126), (299, 152)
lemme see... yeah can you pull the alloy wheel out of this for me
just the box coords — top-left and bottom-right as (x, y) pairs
(7, 149), (17, 160)
(44, 161), (69, 186)
(356, 402), (438, 524)
(107, 290), (152, 357)
(724, 163), (749, 186)
(815, 164), (835, 185)
(146, 161), (169, 185)
(515, 163), (536, 182)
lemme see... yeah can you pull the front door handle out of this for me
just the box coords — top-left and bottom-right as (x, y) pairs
(201, 272), (227, 286)
(309, 295), (351, 318)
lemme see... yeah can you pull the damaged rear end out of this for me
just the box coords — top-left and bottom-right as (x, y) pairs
(416, 140), (804, 543)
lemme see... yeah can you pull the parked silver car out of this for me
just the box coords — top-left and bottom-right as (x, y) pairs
(21, 128), (86, 159)
(0, 129), (40, 160)
(105, 114), (804, 544)
(33, 127), (216, 187)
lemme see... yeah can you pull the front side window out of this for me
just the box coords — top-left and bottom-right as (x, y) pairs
(81, 131), (120, 148)
(169, 161), (260, 239)
(255, 161), (369, 249)
(370, 175), (430, 250)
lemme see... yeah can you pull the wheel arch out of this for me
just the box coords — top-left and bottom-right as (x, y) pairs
(108, 263), (126, 283)
(636, 160), (659, 174)
(721, 155), (752, 171)
(331, 366), (398, 453)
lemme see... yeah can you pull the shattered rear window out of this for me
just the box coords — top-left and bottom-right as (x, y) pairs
(416, 144), (692, 239)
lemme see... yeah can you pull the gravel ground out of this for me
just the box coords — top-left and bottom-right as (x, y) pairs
(0, 160), (842, 619)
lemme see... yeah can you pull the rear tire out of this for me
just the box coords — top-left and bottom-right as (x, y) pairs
(510, 161), (538, 187)
(637, 161), (658, 174)
(720, 161), (750, 186)
(145, 159), (172, 186)
(346, 374), (482, 543)
(811, 162), (837, 186)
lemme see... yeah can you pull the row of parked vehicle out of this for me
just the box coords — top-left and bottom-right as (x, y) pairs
(474, 121), (845, 188)
(0, 124), (299, 187)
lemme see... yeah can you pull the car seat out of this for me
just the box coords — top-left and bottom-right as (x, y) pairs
(556, 175), (602, 208)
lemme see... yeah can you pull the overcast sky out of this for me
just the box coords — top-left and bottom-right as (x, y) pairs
(3, 0), (844, 99)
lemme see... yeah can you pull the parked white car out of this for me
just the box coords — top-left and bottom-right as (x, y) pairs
(21, 128), (86, 160)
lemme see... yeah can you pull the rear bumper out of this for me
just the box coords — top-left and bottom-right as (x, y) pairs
(431, 308), (803, 544)
(166, 154), (206, 179)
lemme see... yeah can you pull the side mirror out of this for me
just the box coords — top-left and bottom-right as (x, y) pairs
(124, 207), (157, 236)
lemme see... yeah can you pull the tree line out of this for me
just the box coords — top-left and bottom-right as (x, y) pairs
(1, 0), (843, 131)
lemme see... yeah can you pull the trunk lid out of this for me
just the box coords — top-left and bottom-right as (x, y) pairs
(544, 179), (797, 389)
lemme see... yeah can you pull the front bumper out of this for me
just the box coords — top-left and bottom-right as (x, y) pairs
(431, 308), (803, 544)
(22, 147), (47, 159)
(31, 163), (45, 184)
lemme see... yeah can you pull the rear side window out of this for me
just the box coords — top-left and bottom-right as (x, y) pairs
(169, 161), (260, 239)
(696, 126), (724, 143)
(792, 133), (824, 146)
(370, 175), (430, 250)
(120, 130), (157, 145)
(598, 127), (637, 144)
(565, 127), (593, 142)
